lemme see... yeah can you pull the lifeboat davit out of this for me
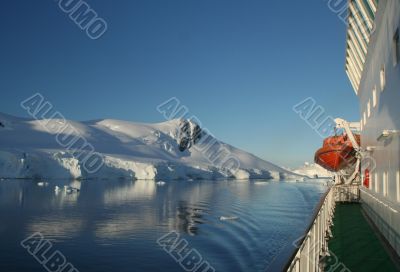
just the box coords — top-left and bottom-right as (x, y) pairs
(314, 134), (360, 172)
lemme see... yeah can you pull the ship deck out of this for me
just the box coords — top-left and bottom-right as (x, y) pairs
(326, 203), (400, 272)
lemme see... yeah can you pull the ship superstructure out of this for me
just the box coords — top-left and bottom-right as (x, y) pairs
(286, 1), (400, 271)
(345, 0), (400, 257)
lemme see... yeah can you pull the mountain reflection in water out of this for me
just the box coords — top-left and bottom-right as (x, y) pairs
(0, 179), (328, 272)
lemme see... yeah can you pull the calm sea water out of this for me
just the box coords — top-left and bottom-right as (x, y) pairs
(0, 179), (328, 272)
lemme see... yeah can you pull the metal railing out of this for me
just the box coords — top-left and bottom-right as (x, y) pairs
(285, 186), (336, 272)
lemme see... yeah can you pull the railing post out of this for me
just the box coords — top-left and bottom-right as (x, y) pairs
(285, 185), (336, 272)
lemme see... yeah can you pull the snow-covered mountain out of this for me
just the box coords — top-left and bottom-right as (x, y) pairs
(0, 112), (300, 180)
(293, 162), (333, 179)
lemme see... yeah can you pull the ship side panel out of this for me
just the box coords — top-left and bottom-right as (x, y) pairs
(358, 0), (400, 257)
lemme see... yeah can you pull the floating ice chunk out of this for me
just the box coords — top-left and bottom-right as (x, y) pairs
(54, 186), (61, 194)
(219, 216), (239, 221)
(37, 181), (49, 187)
(64, 186), (72, 194)
(156, 181), (166, 186)
(63, 185), (80, 194)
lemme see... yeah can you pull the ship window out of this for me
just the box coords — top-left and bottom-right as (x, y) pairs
(375, 172), (379, 192)
(367, 100), (371, 117)
(363, 111), (367, 126)
(397, 171), (400, 202)
(383, 172), (388, 197)
(380, 65), (386, 91)
(372, 87), (377, 107)
(353, 1), (372, 36)
(393, 29), (399, 66)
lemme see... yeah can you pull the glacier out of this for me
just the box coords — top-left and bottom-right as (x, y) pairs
(0, 112), (301, 181)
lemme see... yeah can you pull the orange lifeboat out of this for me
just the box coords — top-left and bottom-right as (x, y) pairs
(314, 134), (360, 172)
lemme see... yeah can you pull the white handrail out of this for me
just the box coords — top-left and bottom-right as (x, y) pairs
(286, 187), (336, 272)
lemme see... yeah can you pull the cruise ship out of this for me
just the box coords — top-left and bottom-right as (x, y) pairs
(285, 0), (400, 271)
(345, 0), (400, 259)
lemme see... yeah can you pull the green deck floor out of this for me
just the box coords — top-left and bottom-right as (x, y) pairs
(326, 203), (399, 272)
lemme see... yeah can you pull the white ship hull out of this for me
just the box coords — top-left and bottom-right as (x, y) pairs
(345, 0), (400, 256)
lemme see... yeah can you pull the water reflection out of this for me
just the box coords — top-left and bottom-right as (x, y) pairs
(0, 179), (82, 208)
(176, 200), (209, 236)
(0, 179), (328, 272)
(103, 180), (156, 204)
(27, 217), (83, 239)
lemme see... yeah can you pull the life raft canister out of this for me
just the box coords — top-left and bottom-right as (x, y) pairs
(363, 169), (370, 188)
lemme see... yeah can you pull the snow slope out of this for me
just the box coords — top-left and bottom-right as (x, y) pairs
(293, 162), (333, 179)
(0, 112), (300, 180)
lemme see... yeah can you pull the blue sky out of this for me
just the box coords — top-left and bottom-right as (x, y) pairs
(0, 0), (359, 168)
